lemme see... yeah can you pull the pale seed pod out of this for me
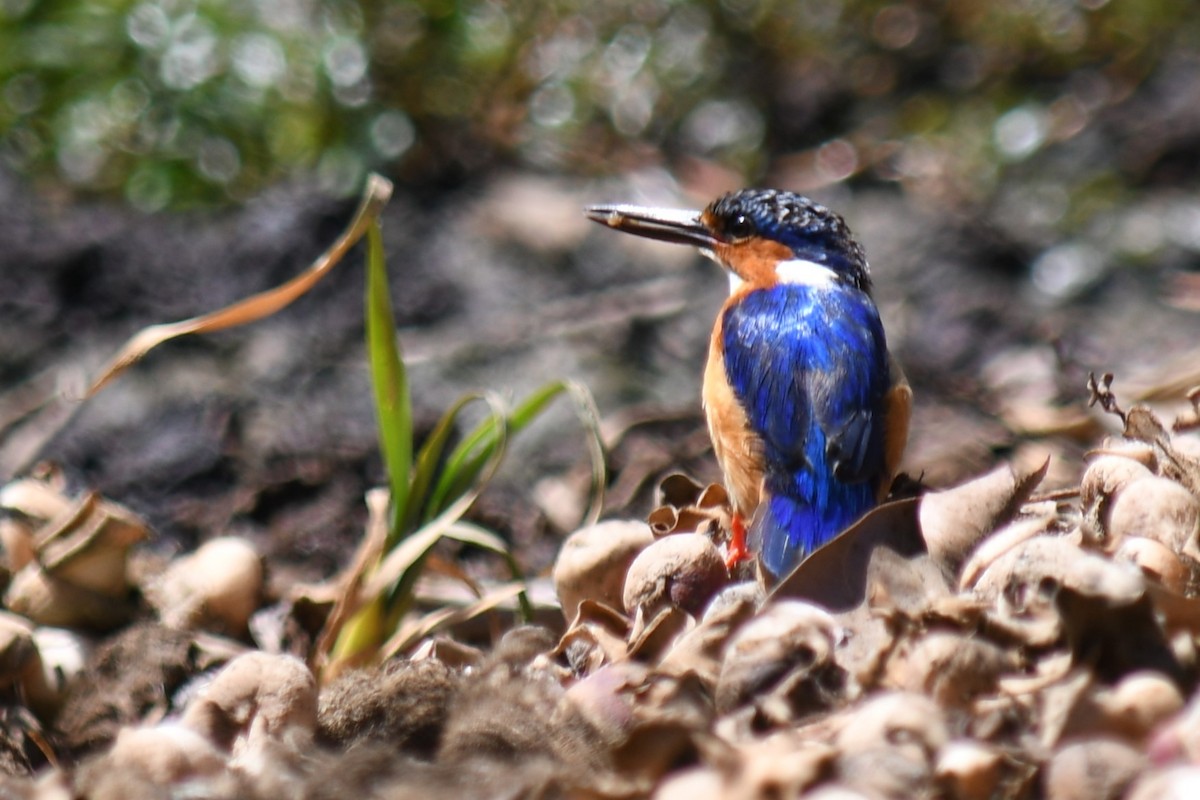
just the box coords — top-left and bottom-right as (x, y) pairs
(1113, 537), (1192, 594)
(622, 533), (727, 619)
(1108, 477), (1200, 557)
(553, 520), (654, 622)
(1125, 767), (1200, 800)
(1079, 453), (1155, 542)
(146, 536), (264, 636)
(1043, 738), (1145, 800)
(936, 740), (1004, 800)
(1090, 671), (1185, 741)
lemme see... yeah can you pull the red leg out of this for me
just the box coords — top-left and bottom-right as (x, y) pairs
(725, 513), (751, 569)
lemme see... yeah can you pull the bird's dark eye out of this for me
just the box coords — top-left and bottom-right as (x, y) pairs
(726, 213), (755, 240)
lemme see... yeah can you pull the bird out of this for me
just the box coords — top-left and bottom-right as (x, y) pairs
(586, 189), (911, 581)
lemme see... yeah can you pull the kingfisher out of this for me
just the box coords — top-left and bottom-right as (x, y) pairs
(586, 189), (910, 581)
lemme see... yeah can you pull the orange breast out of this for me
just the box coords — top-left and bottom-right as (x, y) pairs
(702, 310), (765, 518)
(880, 353), (912, 501)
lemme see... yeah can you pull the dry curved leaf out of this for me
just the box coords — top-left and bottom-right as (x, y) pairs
(959, 512), (1059, 590)
(772, 497), (922, 610)
(658, 581), (761, 688)
(87, 174), (393, 396)
(553, 599), (630, 675)
(921, 460), (1049, 576)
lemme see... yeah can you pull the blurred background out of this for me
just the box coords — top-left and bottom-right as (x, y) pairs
(2, 0), (1200, 579)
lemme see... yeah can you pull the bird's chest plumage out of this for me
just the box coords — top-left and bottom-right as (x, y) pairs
(702, 283), (888, 517)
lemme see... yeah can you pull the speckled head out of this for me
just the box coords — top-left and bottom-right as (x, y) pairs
(585, 188), (871, 294)
(701, 189), (870, 293)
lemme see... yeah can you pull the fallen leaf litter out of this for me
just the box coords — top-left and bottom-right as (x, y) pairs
(0, 381), (1198, 798)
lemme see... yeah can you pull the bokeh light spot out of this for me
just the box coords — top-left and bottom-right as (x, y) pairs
(232, 33), (287, 89)
(994, 105), (1046, 160)
(369, 110), (416, 159)
(529, 82), (576, 128)
(872, 4), (920, 50)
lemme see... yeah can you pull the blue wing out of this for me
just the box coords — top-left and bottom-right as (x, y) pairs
(721, 284), (890, 577)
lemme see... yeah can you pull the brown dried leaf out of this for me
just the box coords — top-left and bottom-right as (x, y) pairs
(381, 582), (526, 660)
(1080, 452), (1156, 544)
(715, 600), (844, 723)
(656, 474), (709, 509)
(1060, 671), (1184, 742)
(975, 532), (1179, 685)
(1124, 406), (1200, 497)
(408, 636), (484, 669)
(1034, 666), (1093, 749)
(0, 476), (73, 523)
(627, 606), (692, 663)
(972, 535), (1144, 651)
(959, 512), (1059, 590)
(834, 692), (948, 798)
(648, 475), (731, 549)
(864, 549), (954, 619)
(1113, 537), (1193, 595)
(562, 661), (649, 746)
(830, 603), (893, 692)
(920, 460), (1049, 577)
(722, 732), (836, 798)
(658, 581), (762, 689)
(1146, 582), (1200, 637)
(883, 631), (1014, 709)
(87, 175), (393, 396)
(1107, 476), (1200, 559)
(772, 497), (922, 610)
(1058, 587), (1181, 684)
(309, 488), (391, 676)
(608, 672), (713, 792)
(34, 493), (148, 594)
(2, 489), (148, 629)
(553, 600), (629, 675)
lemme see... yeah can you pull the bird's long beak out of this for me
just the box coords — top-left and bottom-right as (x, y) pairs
(585, 204), (716, 250)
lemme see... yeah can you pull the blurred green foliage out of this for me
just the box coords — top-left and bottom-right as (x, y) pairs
(0, 0), (1195, 211)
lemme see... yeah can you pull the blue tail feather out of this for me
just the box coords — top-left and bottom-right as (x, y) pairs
(754, 480), (875, 579)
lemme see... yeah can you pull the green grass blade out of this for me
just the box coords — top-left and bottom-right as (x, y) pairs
(425, 379), (606, 529)
(365, 220), (412, 539)
(325, 593), (385, 674)
(561, 379), (607, 528)
(402, 392), (481, 534)
(373, 391), (511, 607)
(425, 381), (565, 517)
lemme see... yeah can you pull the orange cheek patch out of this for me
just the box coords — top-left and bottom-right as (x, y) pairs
(714, 238), (793, 286)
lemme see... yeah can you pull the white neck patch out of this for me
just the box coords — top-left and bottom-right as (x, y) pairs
(728, 271), (744, 294)
(716, 254), (839, 296)
(774, 258), (837, 287)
